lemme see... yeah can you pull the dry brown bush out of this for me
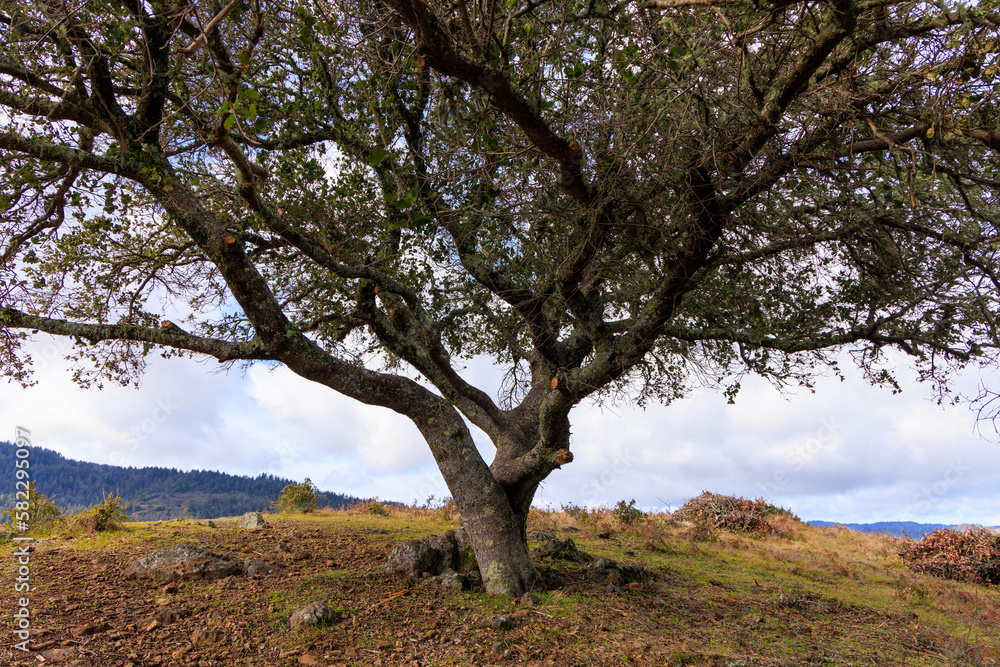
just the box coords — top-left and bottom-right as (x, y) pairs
(672, 492), (795, 537)
(900, 528), (1000, 585)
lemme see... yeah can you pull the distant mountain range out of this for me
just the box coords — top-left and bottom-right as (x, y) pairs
(6, 440), (996, 533)
(808, 520), (1000, 539)
(0, 442), (361, 521)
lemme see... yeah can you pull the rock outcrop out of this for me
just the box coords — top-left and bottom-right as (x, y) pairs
(383, 529), (481, 590)
(128, 543), (242, 582)
(289, 601), (340, 630)
(237, 511), (268, 531)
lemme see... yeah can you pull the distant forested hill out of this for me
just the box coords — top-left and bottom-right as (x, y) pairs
(0, 442), (359, 520)
(808, 520), (954, 538)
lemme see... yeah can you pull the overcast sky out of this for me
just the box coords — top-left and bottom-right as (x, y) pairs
(3, 335), (998, 525)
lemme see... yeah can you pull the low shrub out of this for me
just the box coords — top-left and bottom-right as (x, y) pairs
(900, 528), (1000, 585)
(613, 499), (645, 526)
(1, 482), (64, 534)
(74, 490), (129, 532)
(364, 500), (390, 517)
(270, 478), (321, 513)
(560, 502), (590, 521)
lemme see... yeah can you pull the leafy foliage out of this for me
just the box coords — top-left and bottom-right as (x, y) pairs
(613, 499), (645, 526)
(270, 478), (322, 514)
(1, 481), (63, 534)
(74, 490), (130, 532)
(0, 0), (995, 413)
(362, 499), (391, 517)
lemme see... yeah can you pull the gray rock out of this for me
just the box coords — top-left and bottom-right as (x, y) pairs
(531, 533), (592, 563)
(465, 569), (483, 590)
(127, 543), (242, 582)
(425, 532), (458, 570)
(384, 529), (483, 588)
(383, 539), (438, 578)
(237, 511), (267, 531)
(289, 601), (340, 630)
(428, 568), (465, 590)
(488, 615), (514, 631)
(586, 557), (651, 585)
(586, 557), (623, 582)
(244, 558), (278, 577)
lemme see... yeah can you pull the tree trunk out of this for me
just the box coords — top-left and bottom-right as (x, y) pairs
(458, 503), (535, 597)
(280, 344), (545, 596)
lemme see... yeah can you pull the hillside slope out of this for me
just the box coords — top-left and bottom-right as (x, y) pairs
(1, 506), (997, 666)
(0, 442), (358, 520)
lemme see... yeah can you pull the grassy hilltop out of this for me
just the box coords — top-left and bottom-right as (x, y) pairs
(1, 501), (999, 666)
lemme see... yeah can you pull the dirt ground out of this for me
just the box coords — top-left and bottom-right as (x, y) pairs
(1, 513), (996, 666)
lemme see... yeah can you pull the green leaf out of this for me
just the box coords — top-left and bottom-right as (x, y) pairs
(410, 213), (434, 227)
(368, 148), (389, 167)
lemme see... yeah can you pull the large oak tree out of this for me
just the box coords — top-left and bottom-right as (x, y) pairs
(1, 0), (998, 595)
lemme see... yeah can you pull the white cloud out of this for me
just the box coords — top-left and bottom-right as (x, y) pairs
(1, 337), (997, 526)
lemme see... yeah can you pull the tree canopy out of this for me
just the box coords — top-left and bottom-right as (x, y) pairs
(1, 0), (998, 595)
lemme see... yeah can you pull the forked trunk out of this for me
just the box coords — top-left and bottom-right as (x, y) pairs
(397, 393), (539, 596)
(288, 354), (548, 597)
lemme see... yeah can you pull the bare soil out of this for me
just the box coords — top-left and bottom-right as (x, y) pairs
(1, 510), (998, 666)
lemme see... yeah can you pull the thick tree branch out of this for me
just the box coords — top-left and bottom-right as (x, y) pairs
(0, 87), (108, 131)
(659, 325), (978, 361)
(0, 307), (270, 362)
(963, 128), (1000, 153)
(0, 132), (137, 176)
(124, 0), (173, 144)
